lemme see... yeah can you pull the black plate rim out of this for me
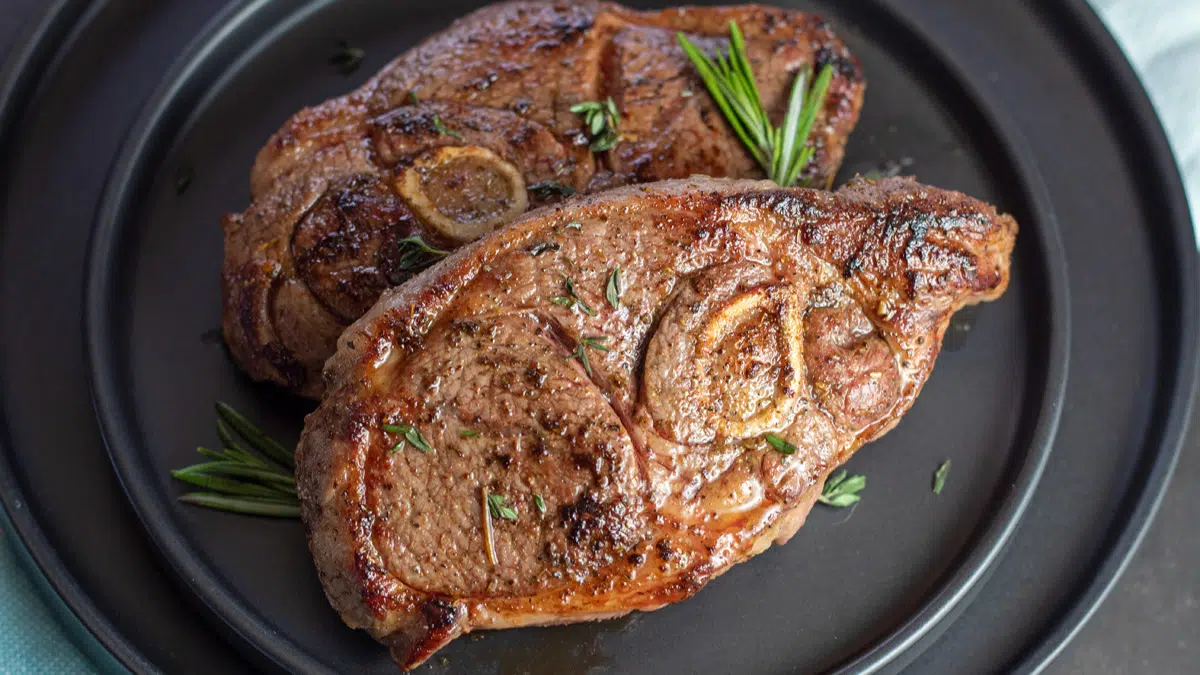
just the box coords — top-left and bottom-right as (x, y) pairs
(1011, 1), (1200, 671)
(0, 0), (157, 673)
(81, 1), (1071, 674)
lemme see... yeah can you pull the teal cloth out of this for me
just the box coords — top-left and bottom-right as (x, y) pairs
(0, 530), (94, 671)
(0, 1), (1196, 672)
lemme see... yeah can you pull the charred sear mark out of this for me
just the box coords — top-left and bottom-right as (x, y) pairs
(656, 538), (675, 561)
(561, 493), (604, 547)
(814, 45), (861, 81)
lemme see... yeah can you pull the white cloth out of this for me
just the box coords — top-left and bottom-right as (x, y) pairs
(1094, 0), (1200, 244)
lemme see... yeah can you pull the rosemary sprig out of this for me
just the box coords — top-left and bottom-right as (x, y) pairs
(570, 98), (621, 152)
(395, 235), (449, 275)
(567, 335), (610, 377)
(678, 22), (833, 187)
(818, 469), (865, 508)
(215, 401), (293, 468)
(172, 403), (299, 518)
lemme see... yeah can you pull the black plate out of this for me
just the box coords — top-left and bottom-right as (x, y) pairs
(85, 0), (1072, 673)
(2, 1), (1196, 674)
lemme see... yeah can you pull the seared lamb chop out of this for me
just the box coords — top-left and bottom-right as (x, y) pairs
(295, 176), (1017, 669)
(222, 1), (865, 397)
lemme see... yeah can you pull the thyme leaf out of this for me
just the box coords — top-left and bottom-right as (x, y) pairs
(933, 459), (951, 495)
(432, 114), (463, 139)
(487, 492), (519, 521)
(606, 266), (622, 309)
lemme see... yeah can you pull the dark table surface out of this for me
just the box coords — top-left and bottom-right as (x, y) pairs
(1, 1), (1196, 673)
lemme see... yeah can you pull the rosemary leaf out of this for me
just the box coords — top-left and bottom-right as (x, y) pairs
(764, 433), (796, 455)
(170, 471), (286, 499)
(215, 401), (294, 468)
(179, 493), (301, 518)
(534, 494), (547, 514)
(172, 462), (295, 489)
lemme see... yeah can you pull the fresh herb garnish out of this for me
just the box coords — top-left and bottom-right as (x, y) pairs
(678, 22), (833, 187)
(395, 235), (449, 275)
(932, 459), (950, 495)
(606, 266), (622, 309)
(171, 403), (299, 518)
(570, 98), (621, 152)
(528, 241), (560, 256)
(567, 335), (610, 376)
(551, 296), (576, 308)
(382, 423), (433, 454)
(565, 221), (583, 230)
(460, 429), (479, 438)
(330, 40), (365, 75)
(529, 181), (577, 200)
(432, 114), (463, 139)
(764, 433), (796, 455)
(408, 90), (419, 105)
(534, 494), (547, 515)
(818, 469), (865, 508)
(487, 492), (519, 521)
(562, 276), (597, 316)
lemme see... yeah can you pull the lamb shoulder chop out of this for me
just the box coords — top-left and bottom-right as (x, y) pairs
(222, 1), (865, 397)
(295, 176), (1017, 669)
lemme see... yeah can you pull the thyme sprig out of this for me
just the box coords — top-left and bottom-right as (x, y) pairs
(567, 335), (610, 376)
(818, 469), (865, 508)
(678, 22), (833, 187)
(570, 98), (621, 152)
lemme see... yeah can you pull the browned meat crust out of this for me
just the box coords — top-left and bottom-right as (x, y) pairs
(295, 176), (1017, 669)
(221, 1), (865, 397)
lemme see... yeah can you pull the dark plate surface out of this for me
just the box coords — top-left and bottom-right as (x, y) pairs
(84, 0), (1070, 673)
(1, 1), (1195, 675)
